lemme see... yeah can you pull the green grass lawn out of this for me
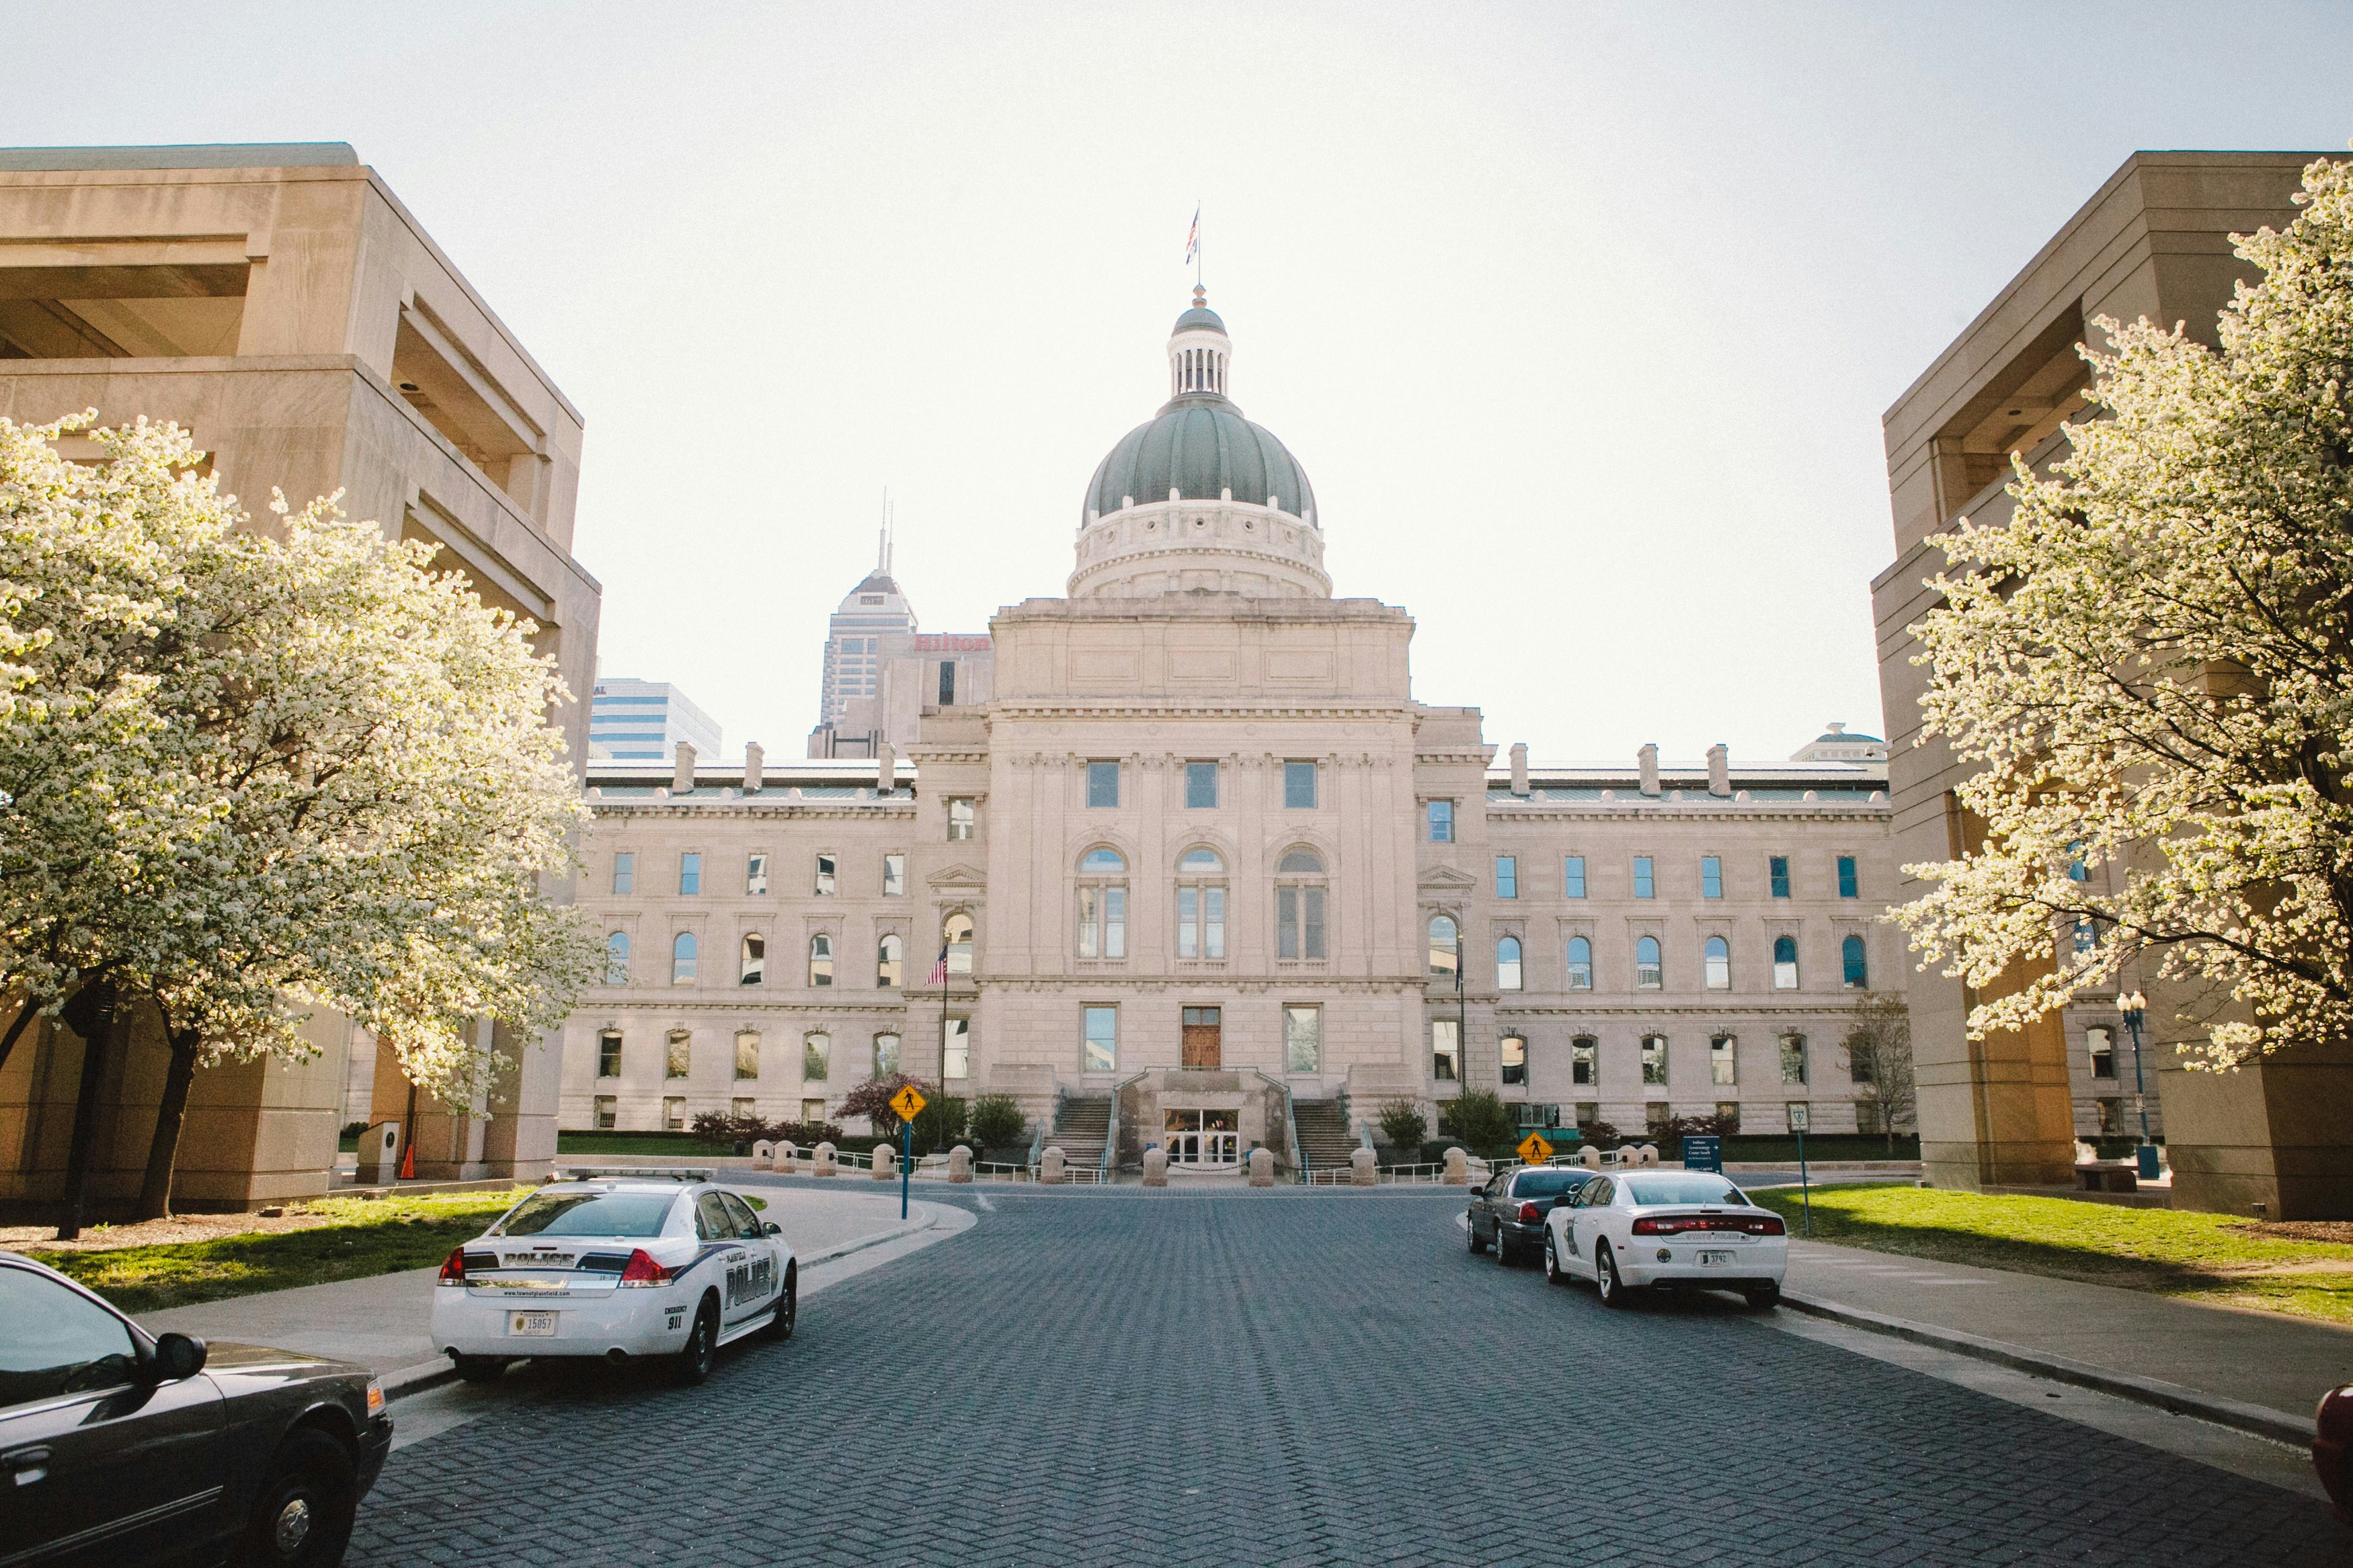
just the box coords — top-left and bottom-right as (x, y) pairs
(1753, 1183), (2353, 1325)
(29, 1189), (532, 1315)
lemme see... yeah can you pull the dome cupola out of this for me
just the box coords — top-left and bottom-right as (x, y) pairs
(1071, 289), (1328, 600)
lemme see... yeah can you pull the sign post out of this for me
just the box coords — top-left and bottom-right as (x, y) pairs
(1515, 1130), (1554, 1167)
(1786, 1102), (1811, 1237)
(889, 1084), (928, 1221)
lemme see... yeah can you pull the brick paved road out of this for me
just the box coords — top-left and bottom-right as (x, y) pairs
(351, 1190), (2344, 1567)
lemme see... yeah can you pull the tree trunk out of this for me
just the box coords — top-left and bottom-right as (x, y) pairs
(54, 981), (120, 1241)
(0, 996), (38, 1078)
(136, 1026), (202, 1221)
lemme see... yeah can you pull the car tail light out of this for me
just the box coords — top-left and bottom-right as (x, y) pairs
(1633, 1214), (1788, 1236)
(437, 1248), (467, 1284)
(1516, 1202), (1544, 1225)
(618, 1248), (673, 1288)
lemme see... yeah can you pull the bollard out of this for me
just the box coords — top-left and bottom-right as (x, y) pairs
(948, 1144), (974, 1184)
(1142, 1147), (1169, 1187)
(776, 1139), (799, 1172)
(1041, 1145), (1067, 1184)
(751, 1140), (776, 1171)
(1579, 1144), (1601, 1169)
(812, 1141), (838, 1178)
(1248, 1147), (1275, 1187)
(1350, 1147), (1376, 1187)
(1443, 1147), (1469, 1186)
(1638, 1143), (1660, 1167)
(873, 1142), (896, 1180)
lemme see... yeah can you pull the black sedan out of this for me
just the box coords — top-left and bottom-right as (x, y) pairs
(0, 1249), (393, 1567)
(1468, 1165), (1596, 1264)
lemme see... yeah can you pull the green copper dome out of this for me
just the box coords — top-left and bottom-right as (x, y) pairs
(1084, 395), (1317, 524)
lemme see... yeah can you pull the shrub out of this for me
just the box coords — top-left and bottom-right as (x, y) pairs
(1441, 1089), (1518, 1157)
(969, 1094), (1029, 1151)
(908, 1095), (967, 1158)
(686, 1111), (840, 1149)
(1376, 1101), (1427, 1153)
(1661, 1112), (1738, 1159)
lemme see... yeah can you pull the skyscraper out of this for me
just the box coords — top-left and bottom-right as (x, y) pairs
(590, 678), (722, 760)
(818, 525), (918, 729)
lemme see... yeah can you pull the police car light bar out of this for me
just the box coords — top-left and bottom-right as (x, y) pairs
(551, 1167), (714, 1182)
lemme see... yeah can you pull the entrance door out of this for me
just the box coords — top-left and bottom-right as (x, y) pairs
(1181, 1006), (1222, 1068)
(1164, 1108), (1240, 1166)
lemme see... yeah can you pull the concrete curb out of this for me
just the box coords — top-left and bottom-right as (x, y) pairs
(380, 1210), (945, 1405)
(1779, 1290), (2313, 1448)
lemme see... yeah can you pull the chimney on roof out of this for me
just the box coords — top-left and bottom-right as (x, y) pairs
(877, 739), (897, 794)
(672, 741), (696, 795)
(1707, 743), (1729, 797)
(743, 741), (764, 793)
(1637, 743), (1659, 797)
(1509, 743), (1528, 796)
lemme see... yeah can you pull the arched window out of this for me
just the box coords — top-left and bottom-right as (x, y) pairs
(1773, 936), (1799, 989)
(671, 931), (697, 985)
(1428, 915), (1459, 978)
(877, 932), (904, 987)
(1176, 848), (1226, 960)
(802, 1030), (830, 1081)
(604, 932), (629, 986)
(808, 933), (834, 988)
(1276, 847), (1326, 960)
(1565, 936), (1593, 990)
(1078, 847), (1127, 959)
(873, 1032), (902, 1077)
(1496, 936), (1523, 991)
(1841, 934), (1868, 989)
(740, 933), (766, 986)
(944, 911), (973, 976)
(1704, 936), (1730, 991)
(1634, 935), (1663, 989)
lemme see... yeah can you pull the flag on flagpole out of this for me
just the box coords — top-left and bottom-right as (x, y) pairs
(1183, 204), (1200, 264)
(928, 945), (949, 987)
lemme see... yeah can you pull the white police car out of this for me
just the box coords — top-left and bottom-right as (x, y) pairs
(432, 1169), (794, 1386)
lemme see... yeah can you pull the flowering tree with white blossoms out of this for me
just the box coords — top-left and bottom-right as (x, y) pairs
(1894, 149), (2353, 1072)
(0, 415), (600, 1214)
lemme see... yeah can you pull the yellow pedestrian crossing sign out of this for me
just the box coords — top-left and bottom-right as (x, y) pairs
(889, 1084), (928, 1123)
(1516, 1131), (1554, 1165)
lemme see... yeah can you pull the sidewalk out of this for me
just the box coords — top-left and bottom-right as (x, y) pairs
(1782, 1239), (2351, 1442)
(136, 1185), (949, 1389)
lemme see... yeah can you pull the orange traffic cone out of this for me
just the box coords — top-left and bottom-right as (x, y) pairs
(399, 1139), (416, 1181)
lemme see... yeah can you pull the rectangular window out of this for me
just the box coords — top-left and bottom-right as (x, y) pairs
(1284, 761), (1318, 809)
(596, 1030), (623, 1079)
(1641, 1035), (1668, 1086)
(1086, 760), (1121, 808)
(1710, 1035), (1737, 1086)
(1632, 857), (1654, 899)
(1495, 856), (1517, 899)
(1646, 1102), (1673, 1137)
(1780, 1034), (1808, 1085)
(734, 1030), (759, 1081)
(665, 1030), (690, 1080)
(1500, 1034), (1527, 1086)
(1277, 886), (1328, 960)
(1570, 1037), (1597, 1086)
(943, 1017), (971, 1079)
(679, 852), (701, 896)
(947, 798), (975, 840)
(939, 660), (956, 706)
(1176, 886), (1227, 960)
(732, 1096), (756, 1119)
(2087, 1025), (2116, 1079)
(1186, 761), (1220, 809)
(1701, 856), (1723, 899)
(663, 1096), (685, 1131)
(1770, 856), (1791, 899)
(1574, 1100), (1599, 1128)
(803, 1098), (828, 1124)
(815, 854), (836, 896)
(746, 854), (769, 896)
(883, 854), (905, 896)
(1427, 800), (1454, 842)
(803, 1032), (830, 1081)
(1284, 1005), (1321, 1073)
(593, 1095), (616, 1130)
(1563, 856), (1586, 899)
(1432, 1018), (1461, 1081)
(874, 1032), (901, 1077)
(612, 852), (635, 895)
(1837, 856), (1858, 899)
(1082, 1006), (1117, 1073)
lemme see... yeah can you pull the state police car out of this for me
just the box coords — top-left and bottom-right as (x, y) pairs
(432, 1169), (795, 1387)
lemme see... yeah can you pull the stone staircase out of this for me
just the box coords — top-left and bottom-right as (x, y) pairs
(1051, 1095), (1113, 1171)
(1293, 1100), (1359, 1178)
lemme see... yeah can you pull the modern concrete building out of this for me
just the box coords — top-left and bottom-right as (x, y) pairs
(566, 296), (1901, 1167)
(591, 677), (721, 761)
(0, 142), (602, 1208)
(1874, 149), (2343, 1215)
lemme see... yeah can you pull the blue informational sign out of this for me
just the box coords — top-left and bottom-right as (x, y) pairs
(1682, 1134), (1722, 1173)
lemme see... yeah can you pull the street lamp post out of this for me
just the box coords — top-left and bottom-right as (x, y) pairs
(2120, 991), (2159, 1181)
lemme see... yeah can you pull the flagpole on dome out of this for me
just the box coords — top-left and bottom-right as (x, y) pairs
(1185, 202), (1202, 292)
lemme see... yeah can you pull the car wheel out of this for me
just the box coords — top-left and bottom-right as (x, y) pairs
(1544, 1234), (1567, 1286)
(764, 1264), (797, 1342)
(238, 1428), (356, 1568)
(1745, 1281), (1782, 1311)
(452, 1354), (507, 1385)
(1596, 1241), (1630, 1309)
(1468, 1216), (1487, 1253)
(1494, 1227), (1515, 1266)
(674, 1298), (719, 1385)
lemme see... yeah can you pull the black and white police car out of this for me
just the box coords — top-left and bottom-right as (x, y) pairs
(432, 1169), (794, 1386)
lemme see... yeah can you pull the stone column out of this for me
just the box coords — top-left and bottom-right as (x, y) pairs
(1142, 1147), (1169, 1187)
(1248, 1147), (1274, 1187)
(1349, 1147), (1375, 1186)
(1443, 1146), (1468, 1186)
(1041, 1145), (1066, 1184)
(948, 1145), (973, 1183)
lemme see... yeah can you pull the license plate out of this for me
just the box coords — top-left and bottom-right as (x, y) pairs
(1699, 1251), (1736, 1267)
(505, 1253), (573, 1268)
(507, 1311), (557, 1337)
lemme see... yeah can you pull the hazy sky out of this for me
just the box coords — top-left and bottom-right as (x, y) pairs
(5, 3), (2350, 762)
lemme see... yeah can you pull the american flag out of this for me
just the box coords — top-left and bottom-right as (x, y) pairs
(928, 944), (949, 987)
(1183, 204), (1200, 263)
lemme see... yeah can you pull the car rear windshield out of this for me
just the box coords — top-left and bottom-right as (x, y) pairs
(495, 1190), (676, 1238)
(1513, 1170), (1589, 1196)
(1623, 1174), (1748, 1206)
